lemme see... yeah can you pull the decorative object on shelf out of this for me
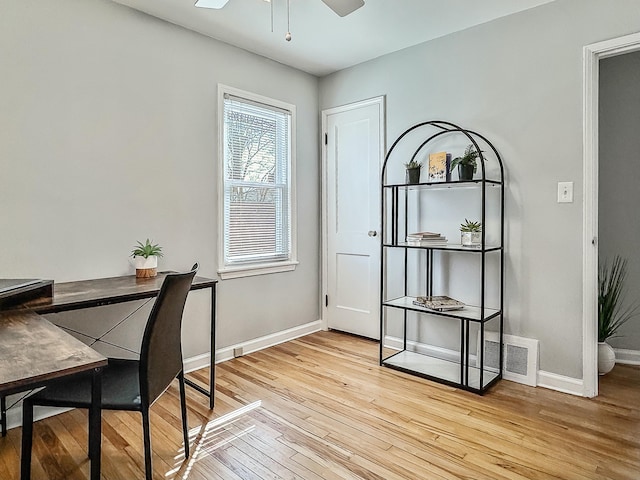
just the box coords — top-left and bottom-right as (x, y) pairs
(597, 255), (639, 375)
(427, 152), (451, 182)
(406, 231), (448, 246)
(450, 144), (483, 181)
(413, 295), (465, 311)
(131, 238), (164, 278)
(460, 219), (482, 247)
(404, 159), (422, 184)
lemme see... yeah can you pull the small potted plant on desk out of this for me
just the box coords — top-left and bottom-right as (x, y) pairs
(598, 255), (639, 375)
(460, 219), (482, 247)
(404, 159), (422, 184)
(450, 144), (483, 181)
(131, 238), (163, 278)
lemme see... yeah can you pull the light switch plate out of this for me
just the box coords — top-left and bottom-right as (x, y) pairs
(558, 181), (573, 203)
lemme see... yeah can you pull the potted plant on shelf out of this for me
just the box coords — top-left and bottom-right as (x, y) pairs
(598, 255), (638, 375)
(460, 219), (481, 247)
(450, 144), (483, 181)
(131, 238), (163, 278)
(404, 159), (422, 184)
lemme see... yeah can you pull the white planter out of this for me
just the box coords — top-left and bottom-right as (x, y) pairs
(134, 255), (158, 278)
(461, 231), (481, 247)
(134, 255), (158, 270)
(597, 341), (616, 375)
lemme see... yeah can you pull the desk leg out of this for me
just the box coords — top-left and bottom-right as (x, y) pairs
(209, 284), (216, 409)
(184, 284), (216, 409)
(89, 367), (102, 480)
(1, 395), (6, 437)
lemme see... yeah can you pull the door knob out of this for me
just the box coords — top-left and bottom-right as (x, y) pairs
(368, 230), (378, 237)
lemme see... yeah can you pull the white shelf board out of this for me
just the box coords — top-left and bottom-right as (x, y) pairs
(392, 243), (501, 252)
(383, 350), (499, 390)
(383, 296), (500, 322)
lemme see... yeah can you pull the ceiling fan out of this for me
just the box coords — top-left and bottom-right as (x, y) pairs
(194, 0), (365, 17)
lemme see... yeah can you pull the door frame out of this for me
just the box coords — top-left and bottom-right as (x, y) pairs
(583, 32), (640, 397)
(320, 96), (386, 332)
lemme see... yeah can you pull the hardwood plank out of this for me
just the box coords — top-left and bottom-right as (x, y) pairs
(2, 331), (639, 479)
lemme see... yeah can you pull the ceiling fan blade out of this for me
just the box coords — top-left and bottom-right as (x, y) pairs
(320, 0), (365, 17)
(194, 0), (230, 9)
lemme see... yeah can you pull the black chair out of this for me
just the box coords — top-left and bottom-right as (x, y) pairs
(21, 264), (199, 480)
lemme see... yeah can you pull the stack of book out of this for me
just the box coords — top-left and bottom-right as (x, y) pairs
(412, 295), (465, 312)
(406, 231), (448, 246)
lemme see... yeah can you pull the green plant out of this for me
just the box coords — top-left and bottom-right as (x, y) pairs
(460, 219), (481, 233)
(598, 255), (638, 342)
(404, 159), (422, 169)
(131, 239), (163, 259)
(450, 144), (483, 173)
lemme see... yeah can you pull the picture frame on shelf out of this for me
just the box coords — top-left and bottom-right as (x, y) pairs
(427, 152), (451, 182)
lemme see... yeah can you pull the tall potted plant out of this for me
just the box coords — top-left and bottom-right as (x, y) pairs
(131, 238), (163, 278)
(598, 255), (638, 374)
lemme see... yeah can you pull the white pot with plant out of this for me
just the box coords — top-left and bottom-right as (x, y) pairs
(460, 219), (481, 247)
(131, 239), (163, 278)
(598, 255), (638, 375)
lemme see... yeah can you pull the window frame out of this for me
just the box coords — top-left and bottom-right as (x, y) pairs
(217, 84), (298, 279)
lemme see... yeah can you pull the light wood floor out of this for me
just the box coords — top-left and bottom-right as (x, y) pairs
(1, 331), (639, 479)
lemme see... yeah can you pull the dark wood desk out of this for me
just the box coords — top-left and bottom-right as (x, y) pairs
(20, 272), (218, 408)
(0, 310), (106, 480)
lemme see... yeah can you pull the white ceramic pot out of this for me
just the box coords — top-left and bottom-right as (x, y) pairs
(597, 341), (616, 375)
(134, 255), (158, 278)
(134, 255), (158, 270)
(461, 231), (481, 247)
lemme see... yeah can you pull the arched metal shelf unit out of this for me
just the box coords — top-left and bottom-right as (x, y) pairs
(379, 120), (505, 394)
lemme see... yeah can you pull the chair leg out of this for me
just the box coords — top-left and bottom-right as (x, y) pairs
(141, 408), (153, 480)
(178, 371), (190, 459)
(20, 398), (34, 480)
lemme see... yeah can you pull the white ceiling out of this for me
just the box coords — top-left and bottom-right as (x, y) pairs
(112, 0), (555, 76)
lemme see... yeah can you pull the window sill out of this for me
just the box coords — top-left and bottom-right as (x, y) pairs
(218, 260), (299, 280)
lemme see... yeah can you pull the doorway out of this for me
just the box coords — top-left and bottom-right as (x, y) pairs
(583, 32), (640, 397)
(321, 97), (385, 339)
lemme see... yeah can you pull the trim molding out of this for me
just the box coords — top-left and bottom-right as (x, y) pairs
(186, 319), (323, 370)
(614, 348), (640, 365)
(537, 371), (584, 397)
(582, 32), (640, 398)
(386, 335), (585, 396)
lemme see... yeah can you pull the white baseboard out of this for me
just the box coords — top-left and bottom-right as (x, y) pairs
(184, 319), (323, 373)
(4, 320), (322, 432)
(385, 335), (586, 396)
(613, 348), (640, 365)
(384, 335), (472, 363)
(536, 370), (584, 396)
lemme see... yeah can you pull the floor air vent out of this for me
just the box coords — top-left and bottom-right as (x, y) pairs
(478, 332), (539, 386)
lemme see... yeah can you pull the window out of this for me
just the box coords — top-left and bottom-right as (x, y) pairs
(218, 85), (297, 279)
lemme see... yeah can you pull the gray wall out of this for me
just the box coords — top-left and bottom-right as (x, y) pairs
(0, 0), (320, 358)
(599, 50), (640, 350)
(319, 0), (640, 378)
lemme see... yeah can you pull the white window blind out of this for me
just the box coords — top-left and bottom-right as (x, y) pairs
(222, 93), (292, 267)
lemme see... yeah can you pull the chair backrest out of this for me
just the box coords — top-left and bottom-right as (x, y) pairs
(139, 263), (198, 407)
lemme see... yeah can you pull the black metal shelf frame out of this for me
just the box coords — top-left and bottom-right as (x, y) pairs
(378, 120), (505, 395)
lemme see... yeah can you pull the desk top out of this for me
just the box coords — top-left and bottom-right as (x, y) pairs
(17, 272), (217, 314)
(0, 310), (107, 394)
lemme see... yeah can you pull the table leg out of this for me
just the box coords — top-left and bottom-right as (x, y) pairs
(89, 367), (102, 480)
(209, 284), (216, 409)
(184, 284), (216, 409)
(1, 395), (6, 437)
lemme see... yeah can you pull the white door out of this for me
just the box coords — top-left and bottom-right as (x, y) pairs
(323, 97), (384, 340)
